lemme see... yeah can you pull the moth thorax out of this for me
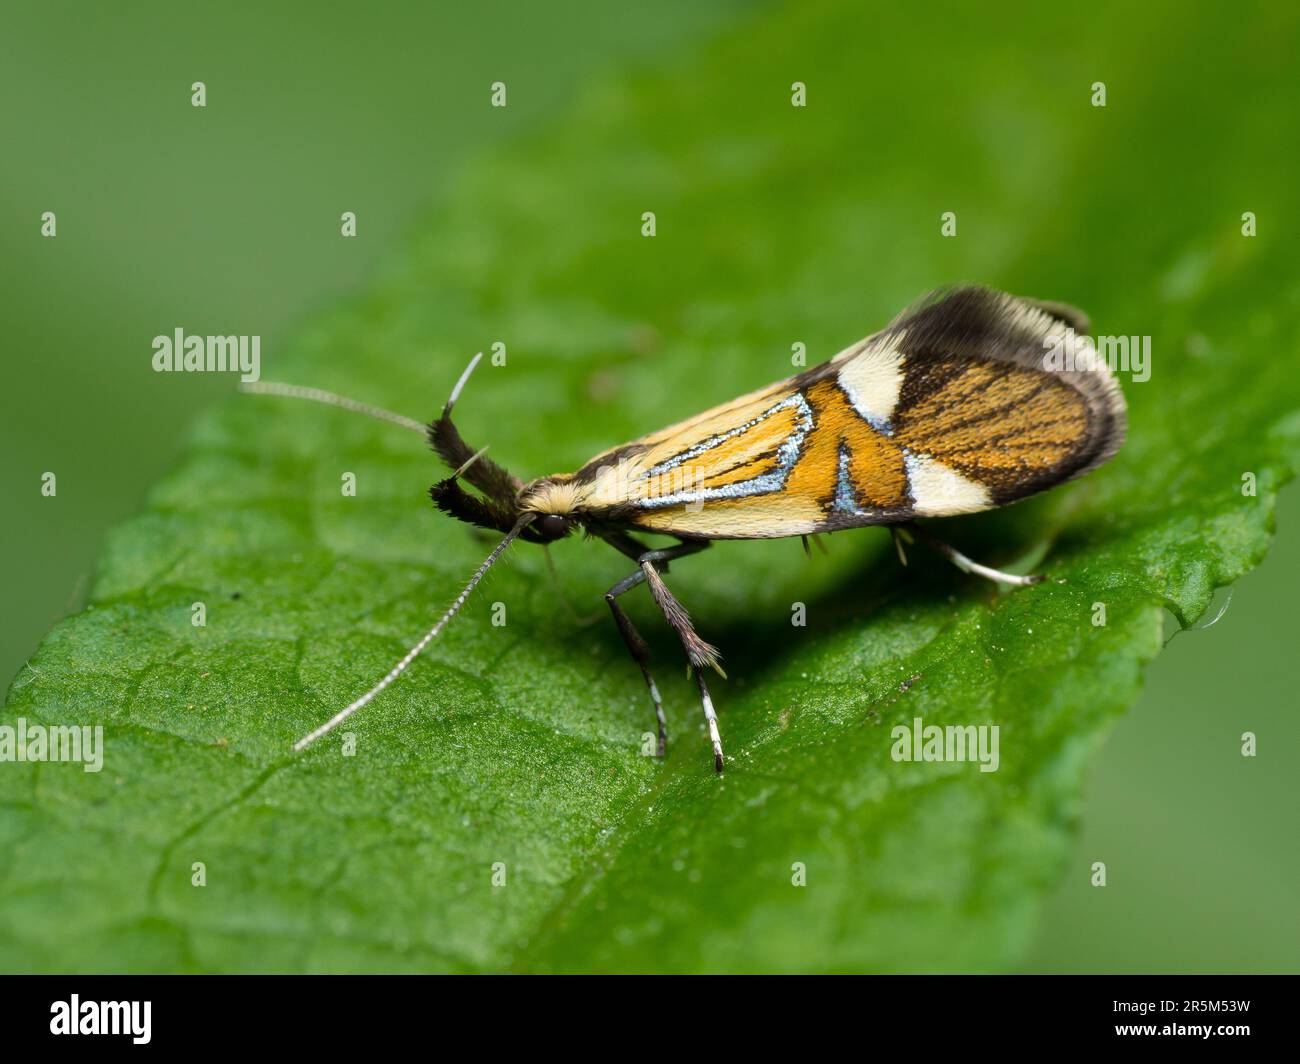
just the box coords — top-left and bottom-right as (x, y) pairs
(521, 477), (582, 516)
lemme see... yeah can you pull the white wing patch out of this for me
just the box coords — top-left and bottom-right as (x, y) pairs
(836, 338), (904, 432)
(904, 452), (991, 515)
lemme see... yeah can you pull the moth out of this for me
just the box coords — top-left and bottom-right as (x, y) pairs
(245, 286), (1126, 773)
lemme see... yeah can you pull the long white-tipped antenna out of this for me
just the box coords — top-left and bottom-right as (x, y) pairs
(239, 381), (427, 435)
(444, 352), (483, 413)
(293, 512), (535, 752)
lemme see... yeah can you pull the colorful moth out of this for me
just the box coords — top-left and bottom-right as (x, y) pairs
(245, 286), (1126, 773)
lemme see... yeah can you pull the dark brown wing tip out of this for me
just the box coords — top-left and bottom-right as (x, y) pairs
(890, 285), (1127, 487)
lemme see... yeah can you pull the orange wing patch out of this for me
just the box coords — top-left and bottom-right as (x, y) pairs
(782, 379), (908, 511)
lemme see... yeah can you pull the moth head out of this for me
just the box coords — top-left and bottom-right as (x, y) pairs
(517, 475), (582, 542)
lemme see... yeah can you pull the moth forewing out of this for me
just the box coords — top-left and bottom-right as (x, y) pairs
(558, 286), (1124, 540)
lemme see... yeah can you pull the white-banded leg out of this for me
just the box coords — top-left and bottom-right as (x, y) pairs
(694, 667), (724, 775)
(602, 538), (725, 772)
(901, 522), (1044, 588)
(605, 569), (669, 757)
(635, 544), (726, 774)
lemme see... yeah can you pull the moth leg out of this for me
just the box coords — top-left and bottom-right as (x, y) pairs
(635, 545), (727, 774)
(602, 537), (725, 772)
(900, 522), (1044, 588)
(890, 526), (911, 567)
(605, 569), (669, 757)
(637, 547), (721, 673)
(693, 666), (725, 776)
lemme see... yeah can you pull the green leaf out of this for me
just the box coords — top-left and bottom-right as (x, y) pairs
(4, 1), (1299, 973)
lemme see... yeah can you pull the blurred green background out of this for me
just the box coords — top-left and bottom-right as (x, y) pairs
(1, 0), (1295, 972)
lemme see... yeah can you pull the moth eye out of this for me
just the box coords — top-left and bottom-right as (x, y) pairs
(536, 514), (570, 541)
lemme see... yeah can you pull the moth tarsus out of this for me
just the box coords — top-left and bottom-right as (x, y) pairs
(902, 522), (1046, 589)
(696, 667), (725, 774)
(246, 286), (1126, 774)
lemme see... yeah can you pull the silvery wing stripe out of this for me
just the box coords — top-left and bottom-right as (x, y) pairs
(637, 393), (814, 509)
(833, 441), (858, 513)
(643, 394), (811, 478)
